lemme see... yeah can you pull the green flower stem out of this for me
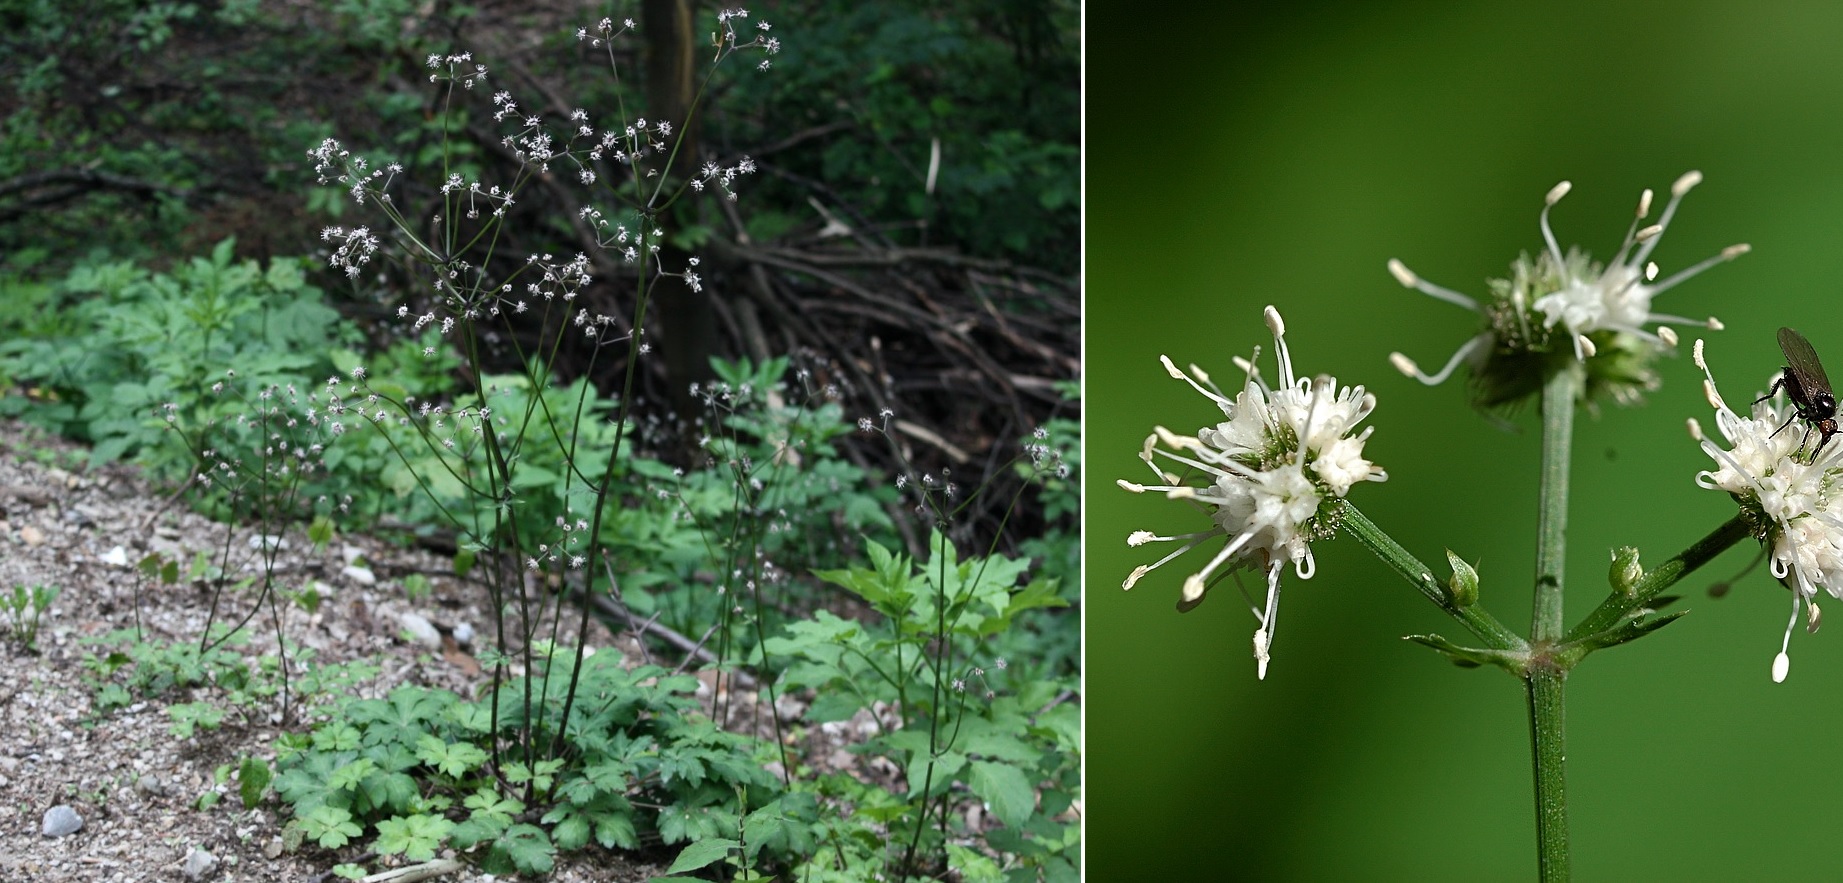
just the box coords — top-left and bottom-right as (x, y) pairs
(1528, 362), (1581, 883)
(1563, 514), (1753, 643)
(1532, 363), (1578, 643)
(1342, 505), (1522, 650)
(1528, 663), (1568, 883)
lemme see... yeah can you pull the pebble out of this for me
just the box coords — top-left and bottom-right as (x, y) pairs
(399, 612), (440, 647)
(41, 804), (82, 836)
(20, 524), (45, 546)
(341, 564), (376, 585)
(182, 847), (217, 880)
(248, 533), (287, 551)
(135, 773), (165, 796)
(99, 545), (130, 567)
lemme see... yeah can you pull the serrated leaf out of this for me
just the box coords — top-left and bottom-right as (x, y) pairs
(666, 838), (741, 874)
(905, 751), (965, 798)
(497, 824), (554, 874)
(550, 814), (590, 850)
(373, 813), (454, 862)
(594, 811), (638, 850)
(967, 760), (1035, 828)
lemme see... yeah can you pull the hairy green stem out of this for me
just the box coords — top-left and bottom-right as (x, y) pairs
(1564, 515), (1753, 643)
(1528, 663), (1569, 883)
(1529, 363), (1580, 883)
(1342, 505), (1522, 650)
(1532, 364), (1578, 643)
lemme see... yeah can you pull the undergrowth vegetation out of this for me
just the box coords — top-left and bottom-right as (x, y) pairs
(1, 5), (1079, 881)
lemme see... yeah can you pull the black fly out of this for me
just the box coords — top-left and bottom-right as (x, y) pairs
(1759, 326), (1840, 462)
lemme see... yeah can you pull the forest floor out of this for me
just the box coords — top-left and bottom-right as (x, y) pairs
(0, 419), (779, 882)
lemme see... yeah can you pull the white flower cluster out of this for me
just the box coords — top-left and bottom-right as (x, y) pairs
(1691, 339), (1843, 682)
(1120, 306), (1386, 678)
(1389, 172), (1744, 386)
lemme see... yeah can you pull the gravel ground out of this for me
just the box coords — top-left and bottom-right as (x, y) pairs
(0, 420), (679, 882)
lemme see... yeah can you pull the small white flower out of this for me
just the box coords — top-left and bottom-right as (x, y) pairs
(1691, 338), (1843, 682)
(1389, 172), (1746, 401)
(1119, 306), (1387, 679)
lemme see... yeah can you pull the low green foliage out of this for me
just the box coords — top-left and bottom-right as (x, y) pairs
(82, 626), (380, 726)
(1, 583), (58, 653)
(767, 533), (1079, 880)
(0, 239), (354, 469)
(273, 649), (802, 877)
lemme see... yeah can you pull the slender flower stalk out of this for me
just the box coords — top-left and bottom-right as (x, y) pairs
(1119, 306), (1386, 678)
(1690, 338), (1843, 682)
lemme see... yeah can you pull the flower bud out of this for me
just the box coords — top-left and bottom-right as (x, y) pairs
(1609, 546), (1643, 597)
(1445, 549), (1479, 608)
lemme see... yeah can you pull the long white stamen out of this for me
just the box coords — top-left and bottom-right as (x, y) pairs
(1774, 593), (1799, 683)
(1610, 187), (1657, 267)
(1539, 180), (1571, 268)
(1267, 307), (1297, 388)
(1633, 170), (1701, 265)
(1394, 334), (1487, 385)
(1388, 258), (1479, 310)
(1254, 561), (1284, 679)
(1649, 244), (1750, 295)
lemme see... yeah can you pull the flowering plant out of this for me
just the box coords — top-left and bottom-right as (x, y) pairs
(1120, 173), (1802, 882)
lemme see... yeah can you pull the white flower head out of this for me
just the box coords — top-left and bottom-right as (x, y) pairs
(1691, 338), (1843, 682)
(1389, 172), (1747, 408)
(1119, 306), (1387, 679)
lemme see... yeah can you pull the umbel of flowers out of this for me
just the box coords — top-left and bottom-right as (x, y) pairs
(1118, 306), (1386, 679)
(1388, 172), (1748, 409)
(1692, 337), (1843, 683)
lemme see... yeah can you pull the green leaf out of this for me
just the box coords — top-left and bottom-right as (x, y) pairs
(326, 757), (376, 793)
(550, 814), (590, 851)
(966, 761), (1035, 828)
(594, 810), (639, 850)
(238, 756), (272, 809)
(373, 813), (455, 862)
(496, 824), (554, 875)
(297, 805), (363, 849)
(307, 515), (335, 550)
(1403, 633), (1526, 672)
(415, 734), (487, 777)
(666, 838), (741, 874)
(905, 749), (966, 798)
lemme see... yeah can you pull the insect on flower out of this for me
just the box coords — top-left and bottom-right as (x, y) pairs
(1759, 326), (1839, 463)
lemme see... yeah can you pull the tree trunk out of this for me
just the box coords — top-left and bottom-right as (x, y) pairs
(644, 0), (717, 435)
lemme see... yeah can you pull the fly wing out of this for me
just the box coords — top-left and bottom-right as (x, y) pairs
(1780, 327), (1834, 397)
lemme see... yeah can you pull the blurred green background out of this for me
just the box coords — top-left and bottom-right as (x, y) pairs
(1087, 1), (1843, 880)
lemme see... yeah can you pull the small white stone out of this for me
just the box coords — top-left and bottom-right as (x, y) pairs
(99, 545), (130, 567)
(341, 564), (376, 585)
(41, 805), (82, 836)
(398, 612), (440, 647)
(182, 847), (217, 880)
